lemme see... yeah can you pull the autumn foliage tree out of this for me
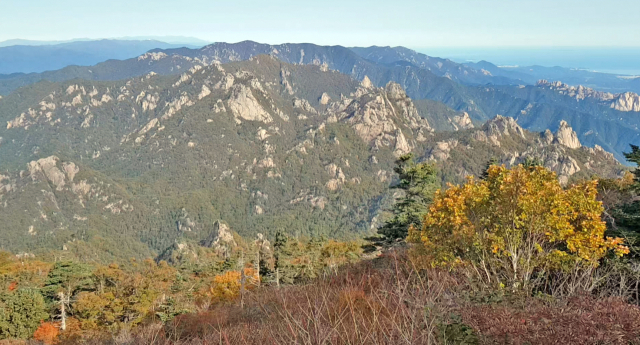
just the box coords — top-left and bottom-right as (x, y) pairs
(409, 165), (629, 289)
(209, 268), (256, 302)
(33, 321), (59, 344)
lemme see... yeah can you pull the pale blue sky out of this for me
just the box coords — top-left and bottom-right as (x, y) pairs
(2, 0), (638, 47)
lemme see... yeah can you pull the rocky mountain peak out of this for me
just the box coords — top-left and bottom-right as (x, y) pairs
(554, 120), (581, 149)
(449, 112), (474, 131)
(327, 80), (431, 157)
(612, 92), (640, 112)
(361, 76), (374, 89)
(486, 115), (524, 137)
(200, 220), (237, 258)
(538, 79), (640, 112)
(384, 82), (407, 99)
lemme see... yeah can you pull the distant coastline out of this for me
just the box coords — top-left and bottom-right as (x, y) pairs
(416, 47), (640, 76)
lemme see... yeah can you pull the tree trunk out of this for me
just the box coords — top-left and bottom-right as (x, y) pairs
(58, 292), (67, 331)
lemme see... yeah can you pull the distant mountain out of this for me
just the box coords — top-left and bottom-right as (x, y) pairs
(465, 60), (640, 94)
(0, 39), (91, 47)
(110, 36), (210, 46)
(0, 39), (201, 74)
(349, 46), (521, 85)
(0, 56), (619, 261)
(536, 80), (640, 112)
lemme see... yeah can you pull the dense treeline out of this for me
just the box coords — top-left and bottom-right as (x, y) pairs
(0, 234), (362, 343)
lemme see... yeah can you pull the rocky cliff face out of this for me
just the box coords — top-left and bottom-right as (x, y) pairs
(537, 80), (640, 112)
(326, 78), (432, 157)
(554, 120), (581, 149)
(427, 115), (622, 185)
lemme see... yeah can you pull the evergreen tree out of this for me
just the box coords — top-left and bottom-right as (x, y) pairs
(480, 157), (499, 180)
(42, 261), (93, 300)
(611, 145), (640, 250)
(522, 156), (543, 169)
(0, 289), (49, 340)
(272, 230), (301, 285)
(378, 153), (438, 241)
(624, 144), (640, 188)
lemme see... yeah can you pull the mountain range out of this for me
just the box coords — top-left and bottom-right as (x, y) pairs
(0, 39), (203, 75)
(0, 54), (623, 262)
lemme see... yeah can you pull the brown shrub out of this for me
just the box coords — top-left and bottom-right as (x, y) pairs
(57, 249), (640, 345)
(462, 295), (640, 345)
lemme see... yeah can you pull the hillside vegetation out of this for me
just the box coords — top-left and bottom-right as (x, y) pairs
(0, 56), (623, 262)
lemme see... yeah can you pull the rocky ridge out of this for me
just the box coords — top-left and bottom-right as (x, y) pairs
(0, 56), (625, 261)
(428, 116), (622, 185)
(537, 80), (640, 112)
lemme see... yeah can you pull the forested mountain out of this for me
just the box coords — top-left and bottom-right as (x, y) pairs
(2, 41), (638, 161)
(0, 56), (623, 262)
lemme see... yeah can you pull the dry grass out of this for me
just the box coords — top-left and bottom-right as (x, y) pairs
(60, 250), (640, 345)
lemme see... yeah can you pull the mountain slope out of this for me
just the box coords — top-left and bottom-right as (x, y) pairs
(349, 46), (520, 85)
(0, 56), (623, 262)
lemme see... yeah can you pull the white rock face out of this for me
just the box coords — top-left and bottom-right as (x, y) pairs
(486, 115), (525, 138)
(450, 112), (474, 130)
(62, 162), (79, 182)
(538, 80), (640, 112)
(214, 74), (235, 90)
(198, 85), (211, 100)
(200, 220), (237, 257)
(293, 98), (317, 114)
(137, 52), (168, 61)
(542, 129), (554, 145)
(554, 120), (581, 149)
(361, 76), (374, 89)
(139, 118), (158, 135)
(394, 130), (411, 156)
(28, 156), (66, 191)
(473, 115), (525, 147)
(319, 92), (331, 105)
(427, 140), (458, 161)
(324, 163), (346, 191)
(327, 81), (431, 157)
(612, 92), (640, 112)
(227, 84), (273, 123)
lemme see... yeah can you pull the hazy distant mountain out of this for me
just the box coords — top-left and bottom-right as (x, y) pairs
(465, 60), (640, 94)
(0, 39), (90, 47)
(0, 39), (201, 74)
(349, 46), (521, 85)
(110, 36), (211, 46)
(0, 36), (209, 48)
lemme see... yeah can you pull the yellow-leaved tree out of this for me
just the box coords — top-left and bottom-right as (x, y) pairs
(408, 165), (629, 288)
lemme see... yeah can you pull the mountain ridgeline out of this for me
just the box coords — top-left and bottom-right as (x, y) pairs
(0, 41), (639, 162)
(0, 54), (624, 262)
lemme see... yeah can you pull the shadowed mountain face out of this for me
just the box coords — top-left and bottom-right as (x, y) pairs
(0, 56), (623, 261)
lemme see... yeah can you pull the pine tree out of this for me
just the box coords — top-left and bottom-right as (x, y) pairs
(480, 157), (499, 180)
(273, 230), (300, 285)
(378, 153), (438, 241)
(522, 156), (543, 169)
(624, 144), (640, 188)
(0, 289), (49, 340)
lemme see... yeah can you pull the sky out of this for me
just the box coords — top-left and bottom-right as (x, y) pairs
(2, 0), (639, 48)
